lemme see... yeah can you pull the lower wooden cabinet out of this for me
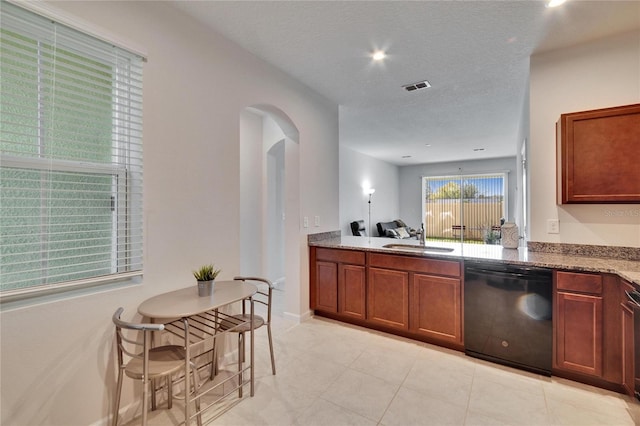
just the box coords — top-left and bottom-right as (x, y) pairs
(311, 247), (366, 317)
(311, 247), (638, 397)
(338, 264), (366, 320)
(315, 261), (338, 313)
(621, 279), (636, 396)
(555, 291), (603, 376)
(367, 267), (409, 330)
(410, 274), (462, 345)
(622, 301), (635, 395)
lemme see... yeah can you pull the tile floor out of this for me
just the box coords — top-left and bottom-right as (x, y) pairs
(130, 289), (640, 426)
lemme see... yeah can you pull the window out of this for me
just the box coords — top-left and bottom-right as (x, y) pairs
(422, 173), (507, 244)
(1, 2), (143, 298)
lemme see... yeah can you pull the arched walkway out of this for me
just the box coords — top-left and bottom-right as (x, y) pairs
(239, 105), (301, 321)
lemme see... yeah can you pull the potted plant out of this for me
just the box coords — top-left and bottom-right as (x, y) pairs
(193, 264), (221, 296)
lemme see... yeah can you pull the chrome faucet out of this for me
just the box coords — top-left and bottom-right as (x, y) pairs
(417, 224), (425, 246)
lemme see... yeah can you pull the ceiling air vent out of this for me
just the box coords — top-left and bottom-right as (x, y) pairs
(402, 80), (431, 92)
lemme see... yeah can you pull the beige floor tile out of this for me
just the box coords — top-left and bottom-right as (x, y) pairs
(302, 334), (367, 366)
(380, 386), (467, 426)
(121, 313), (636, 426)
(626, 399), (640, 424)
(348, 346), (417, 385)
(215, 375), (316, 426)
(262, 351), (347, 398)
(547, 399), (635, 426)
(321, 368), (400, 422)
(542, 378), (629, 410)
(464, 409), (525, 426)
(468, 375), (551, 425)
(417, 345), (477, 377)
(472, 360), (546, 397)
(294, 398), (377, 426)
(402, 357), (474, 408)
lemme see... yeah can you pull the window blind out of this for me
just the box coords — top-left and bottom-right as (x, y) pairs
(423, 173), (506, 243)
(0, 2), (143, 297)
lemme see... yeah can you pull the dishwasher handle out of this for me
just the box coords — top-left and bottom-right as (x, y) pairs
(465, 266), (551, 281)
(626, 290), (640, 308)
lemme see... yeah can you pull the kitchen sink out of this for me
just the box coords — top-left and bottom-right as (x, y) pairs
(382, 243), (454, 253)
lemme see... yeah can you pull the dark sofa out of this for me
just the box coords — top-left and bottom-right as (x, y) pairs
(376, 220), (417, 239)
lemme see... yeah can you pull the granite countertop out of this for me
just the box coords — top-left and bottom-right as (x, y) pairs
(309, 235), (640, 287)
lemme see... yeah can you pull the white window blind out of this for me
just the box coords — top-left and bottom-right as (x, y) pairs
(423, 173), (506, 244)
(0, 2), (143, 298)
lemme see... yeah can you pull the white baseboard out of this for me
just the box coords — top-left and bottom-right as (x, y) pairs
(272, 276), (285, 289)
(282, 309), (312, 323)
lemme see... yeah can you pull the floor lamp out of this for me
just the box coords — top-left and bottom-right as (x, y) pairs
(365, 188), (375, 243)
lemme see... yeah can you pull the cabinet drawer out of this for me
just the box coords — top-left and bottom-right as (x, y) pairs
(556, 271), (602, 295)
(316, 248), (365, 265)
(369, 253), (460, 277)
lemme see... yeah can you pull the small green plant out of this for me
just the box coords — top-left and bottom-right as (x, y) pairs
(193, 264), (221, 281)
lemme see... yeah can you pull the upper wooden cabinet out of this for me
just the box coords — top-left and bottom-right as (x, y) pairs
(556, 103), (640, 204)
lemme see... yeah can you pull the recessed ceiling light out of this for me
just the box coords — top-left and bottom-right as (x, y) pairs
(547, 0), (567, 8)
(372, 50), (386, 61)
(425, 144), (431, 147)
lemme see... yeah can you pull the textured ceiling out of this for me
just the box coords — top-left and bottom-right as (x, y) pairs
(169, 0), (640, 165)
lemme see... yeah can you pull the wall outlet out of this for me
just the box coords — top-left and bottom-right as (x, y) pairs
(303, 216), (309, 228)
(314, 215), (320, 227)
(547, 219), (560, 234)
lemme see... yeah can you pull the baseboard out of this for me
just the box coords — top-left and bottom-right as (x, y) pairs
(282, 309), (312, 323)
(272, 276), (285, 289)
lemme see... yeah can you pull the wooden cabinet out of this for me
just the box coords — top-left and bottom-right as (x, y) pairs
(555, 271), (604, 377)
(311, 244), (638, 397)
(368, 253), (462, 345)
(410, 274), (462, 345)
(620, 279), (635, 396)
(367, 267), (409, 330)
(310, 247), (365, 318)
(556, 103), (640, 204)
(339, 264), (366, 320)
(315, 260), (338, 313)
(311, 248), (462, 347)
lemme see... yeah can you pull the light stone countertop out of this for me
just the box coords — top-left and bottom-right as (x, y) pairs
(309, 235), (640, 287)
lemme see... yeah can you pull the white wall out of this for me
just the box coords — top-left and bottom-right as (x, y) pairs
(529, 31), (640, 246)
(0, 2), (338, 425)
(339, 146), (400, 236)
(398, 157), (519, 231)
(264, 131), (286, 283)
(240, 110), (264, 276)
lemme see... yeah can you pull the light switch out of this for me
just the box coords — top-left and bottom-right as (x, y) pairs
(547, 219), (560, 234)
(303, 216), (309, 228)
(314, 215), (320, 227)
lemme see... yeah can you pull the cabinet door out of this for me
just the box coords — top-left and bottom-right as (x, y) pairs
(410, 274), (462, 345)
(315, 261), (338, 313)
(367, 268), (409, 330)
(622, 302), (635, 395)
(557, 103), (640, 204)
(339, 264), (366, 320)
(556, 291), (603, 377)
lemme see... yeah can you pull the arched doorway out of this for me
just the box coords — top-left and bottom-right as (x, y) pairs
(239, 105), (300, 320)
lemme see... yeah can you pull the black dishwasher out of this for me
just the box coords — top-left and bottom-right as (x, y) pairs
(464, 261), (553, 376)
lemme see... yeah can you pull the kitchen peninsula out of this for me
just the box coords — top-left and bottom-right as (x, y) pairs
(309, 232), (640, 397)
